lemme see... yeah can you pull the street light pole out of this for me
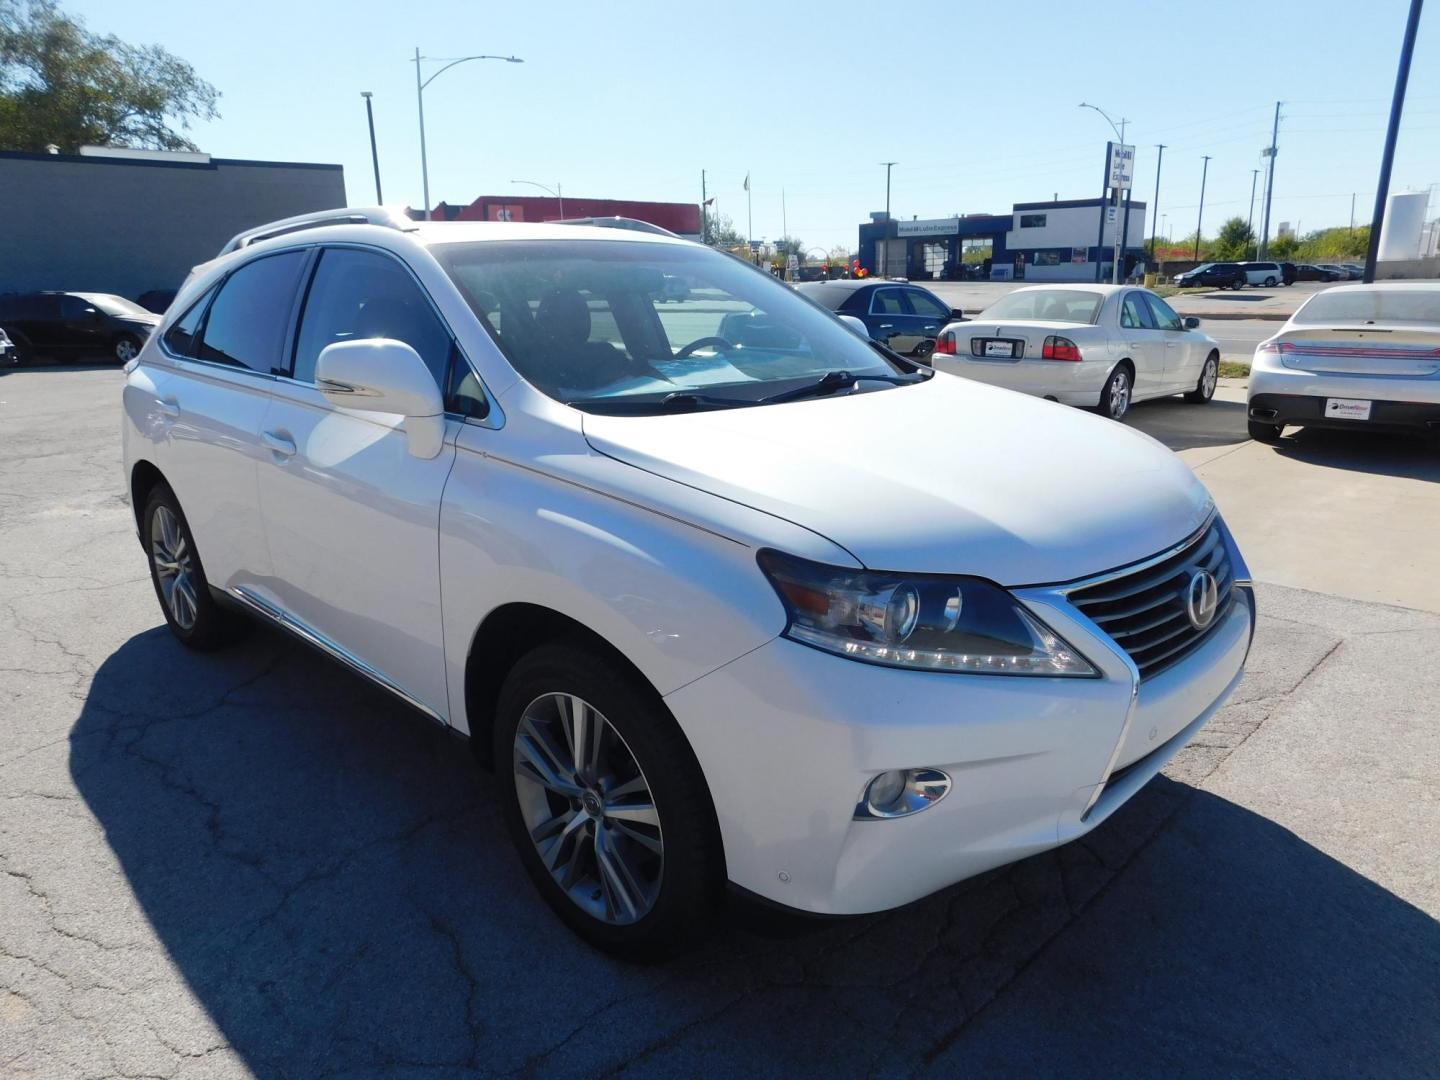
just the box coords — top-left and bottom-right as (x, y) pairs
(1259, 100), (1282, 259)
(1148, 143), (1165, 261)
(360, 92), (383, 202)
(1195, 155), (1212, 262)
(413, 48), (524, 222)
(511, 179), (564, 219)
(1363, 0), (1424, 282)
(1079, 104), (1129, 284)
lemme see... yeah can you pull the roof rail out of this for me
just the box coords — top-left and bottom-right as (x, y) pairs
(218, 206), (417, 256)
(553, 216), (680, 239)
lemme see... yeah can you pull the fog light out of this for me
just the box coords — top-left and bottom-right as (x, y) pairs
(855, 768), (952, 820)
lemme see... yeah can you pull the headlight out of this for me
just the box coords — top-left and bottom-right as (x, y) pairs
(757, 550), (1097, 676)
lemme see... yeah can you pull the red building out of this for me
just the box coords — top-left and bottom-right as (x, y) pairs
(426, 194), (701, 238)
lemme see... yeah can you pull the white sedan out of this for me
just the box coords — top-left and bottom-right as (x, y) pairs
(932, 284), (1222, 421)
(1247, 282), (1440, 443)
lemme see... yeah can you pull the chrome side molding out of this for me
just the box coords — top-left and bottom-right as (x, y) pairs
(229, 586), (446, 727)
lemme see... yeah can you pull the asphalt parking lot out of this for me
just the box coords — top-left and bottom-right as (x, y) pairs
(2, 366), (1437, 1079)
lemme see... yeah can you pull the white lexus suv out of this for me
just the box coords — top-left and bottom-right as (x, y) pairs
(121, 208), (1254, 954)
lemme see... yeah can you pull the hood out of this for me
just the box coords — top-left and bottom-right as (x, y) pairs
(581, 375), (1212, 585)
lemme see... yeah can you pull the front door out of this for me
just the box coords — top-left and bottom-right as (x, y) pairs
(1143, 293), (1199, 387)
(254, 246), (460, 720)
(868, 287), (918, 354)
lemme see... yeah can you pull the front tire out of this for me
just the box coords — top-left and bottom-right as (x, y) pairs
(1095, 363), (1133, 421)
(141, 484), (246, 650)
(494, 642), (724, 957)
(1186, 352), (1219, 403)
(1248, 418), (1285, 444)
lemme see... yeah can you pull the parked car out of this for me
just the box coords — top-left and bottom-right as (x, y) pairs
(1172, 262), (1246, 290)
(1248, 283), (1440, 444)
(0, 326), (16, 367)
(1316, 263), (1352, 281)
(1340, 263), (1365, 280)
(793, 279), (964, 359)
(1280, 262), (1298, 286)
(121, 208), (1253, 954)
(136, 289), (179, 314)
(1296, 263), (1342, 282)
(932, 285), (1222, 421)
(0, 291), (161, 364)
(1239, 261), (1283, 288)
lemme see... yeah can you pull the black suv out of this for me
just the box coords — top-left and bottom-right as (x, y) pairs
(1173, 262), (1246, 290)
(0, 291), (161, 365)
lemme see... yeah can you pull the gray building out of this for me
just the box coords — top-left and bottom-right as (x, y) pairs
(0, 147), (346, 300)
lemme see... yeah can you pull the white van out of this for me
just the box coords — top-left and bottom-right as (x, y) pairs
(1240, 261), (1283, 287)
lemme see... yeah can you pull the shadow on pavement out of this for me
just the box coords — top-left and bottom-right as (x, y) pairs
(1128, 397), (1249, 452)
(71, 627), (1440, 1077)
(1268, 426), (1440, 482)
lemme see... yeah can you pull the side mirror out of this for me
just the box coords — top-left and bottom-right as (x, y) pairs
(1183, 316), (1201, 329)
(837, 314), (870, 338)
(949, 308), (967, 322)
(315, 338), (445, 459)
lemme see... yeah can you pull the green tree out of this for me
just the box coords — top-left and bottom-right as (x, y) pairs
(1268, 233), (1301, 259)
(705, 210), (744, 249)
(1211, 216), (1255, 260)
(1298, 225), (1370, 260)
(0, 0), (219, 152)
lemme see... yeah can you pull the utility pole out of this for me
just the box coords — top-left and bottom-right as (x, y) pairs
(1259, 100), (1282, 258)
(701, 170), (707, 245)
(1365, 0), (1423, 281)
(1246, 169), (1259, 259)
(782, 187), (788, 243)
(1195, 156), (1211, 262)
(1148, 144), (1166, 261)
(879, 162), (897, 276)
(360, 92), (383, 202)
(1350, 192), (1356, 238)
(880, 161), (896, 219)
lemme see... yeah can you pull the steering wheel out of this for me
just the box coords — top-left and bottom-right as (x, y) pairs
(673, 335), (735, 360)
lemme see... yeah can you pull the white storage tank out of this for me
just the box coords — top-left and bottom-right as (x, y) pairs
(1377, 191), (1429, 261)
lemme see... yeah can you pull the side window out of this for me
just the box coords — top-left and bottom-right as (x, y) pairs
(870, 288), (906, 315)
(60, 295), (92, 320)
(293, 248), (452, 388)
(161, 288), (215, 358)
(1120, 292), (1156, 330)
(444, 349), (490, 420)
(905, 289), (950, 320)
(1144, 294), (1184, 331)
(197, 251), (308, 373)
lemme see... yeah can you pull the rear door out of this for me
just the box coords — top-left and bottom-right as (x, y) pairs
(253, 245), (462, 720)
(58, 294), (105, 356)
(1117, 290), (1166, 392)
(147, 250), (310, 592)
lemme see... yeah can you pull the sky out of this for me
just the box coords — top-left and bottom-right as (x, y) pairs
(65, 0), (1440, 253)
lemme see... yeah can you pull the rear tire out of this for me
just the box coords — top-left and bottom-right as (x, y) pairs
(1186, 352), (1219, 403)
(113, 333), (141, 365)
(493, 642), (724, 957)
(1094, 363), (1133, 421)
(1264, 276), (1277, 288)
(1248, 418), (1285, 444)
(141, 483), (247, 651)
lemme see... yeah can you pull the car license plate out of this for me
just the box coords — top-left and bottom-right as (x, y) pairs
(1325, 398), (1372, 421)
(983, 340), (1014, 358)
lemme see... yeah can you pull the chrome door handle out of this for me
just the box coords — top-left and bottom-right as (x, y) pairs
(262, 430), (296, 458)
(156, 398), (180, 418)
(878, 323), (894, 329)
(1128, 342), (1143, 349)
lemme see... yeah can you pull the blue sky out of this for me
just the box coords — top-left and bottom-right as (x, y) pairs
(69, 0), (1440, 251)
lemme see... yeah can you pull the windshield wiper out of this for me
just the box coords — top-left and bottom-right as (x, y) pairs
(758, 369), (921, 406)
(565, 391), (753, 414)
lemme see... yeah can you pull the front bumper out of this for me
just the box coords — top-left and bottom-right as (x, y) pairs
(665, 534), (1255, 916)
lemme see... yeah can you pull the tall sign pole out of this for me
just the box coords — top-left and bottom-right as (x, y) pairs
(1364, 0), (1424, 282)
(1258, 101), (1282, 258)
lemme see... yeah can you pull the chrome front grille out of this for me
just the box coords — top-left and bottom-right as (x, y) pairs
(1068, 521), (1234, 680)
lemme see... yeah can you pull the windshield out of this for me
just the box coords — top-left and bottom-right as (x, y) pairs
(1293, 288), (1439, 326)
(980, 289), (1103, 323)
(75, 293), (151, 317)
(433, 239), (909, 411)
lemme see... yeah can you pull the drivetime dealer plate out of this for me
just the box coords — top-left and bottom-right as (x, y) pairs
(1325, 398), (1372, 421)
(983, 340), (1015, 358)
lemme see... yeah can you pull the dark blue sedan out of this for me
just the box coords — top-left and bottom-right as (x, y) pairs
(793, 280), (964, 359)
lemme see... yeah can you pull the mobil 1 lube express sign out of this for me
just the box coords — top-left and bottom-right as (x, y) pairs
(1107, 142), (1135, 192)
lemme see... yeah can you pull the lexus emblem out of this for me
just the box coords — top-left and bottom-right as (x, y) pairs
(1186, 570), (1220, 630)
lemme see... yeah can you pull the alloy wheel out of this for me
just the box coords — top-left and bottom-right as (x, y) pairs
(1108, 369), (1131, 419)
(115, 337), (139, 363)
(150, 504), (198, 630)
(512, 692), (664, 925)
(1202, 356), (1219, 398)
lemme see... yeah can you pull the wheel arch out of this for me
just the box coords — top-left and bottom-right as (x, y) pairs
(129, 459), (168, 535)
